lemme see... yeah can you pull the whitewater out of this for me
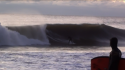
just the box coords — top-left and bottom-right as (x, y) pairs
(0, 47), (125, 70)
(0, 49), (108, 70)
(1, 14), (125, 70)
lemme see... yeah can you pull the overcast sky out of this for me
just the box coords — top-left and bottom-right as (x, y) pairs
(0, 1), (125, 17)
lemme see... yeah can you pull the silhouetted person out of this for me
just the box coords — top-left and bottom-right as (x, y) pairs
(68, 36), (72, 44)
(108, 37), (122, 70)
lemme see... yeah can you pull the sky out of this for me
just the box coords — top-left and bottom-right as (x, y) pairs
(0, 0), (125, 17)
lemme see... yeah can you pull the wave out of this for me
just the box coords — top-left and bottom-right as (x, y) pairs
(0, 25), (50, 46)
(46, 24), (125, 46)
(1, 23), (125, 46)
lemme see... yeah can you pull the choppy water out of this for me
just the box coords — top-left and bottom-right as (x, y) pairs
(0, 47), (125, 70)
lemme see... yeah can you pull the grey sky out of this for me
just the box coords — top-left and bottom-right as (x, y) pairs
(0, 1), (125, 17)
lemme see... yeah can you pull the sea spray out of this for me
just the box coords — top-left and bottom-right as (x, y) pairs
(0, 24), (50, 46)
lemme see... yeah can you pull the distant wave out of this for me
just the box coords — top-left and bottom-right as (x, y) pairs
(2, 23), (125, 46)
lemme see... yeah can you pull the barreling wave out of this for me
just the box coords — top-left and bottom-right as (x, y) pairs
(46, 24), (125, 46)
(1, 23), (125, 46)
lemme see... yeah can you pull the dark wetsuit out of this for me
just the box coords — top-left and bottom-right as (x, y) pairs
(108, 48), (122, 70)
(68, 36), (72, 44)
(108, 37), (122, 70)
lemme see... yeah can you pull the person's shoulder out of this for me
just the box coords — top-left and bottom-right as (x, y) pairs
(117, 48), (122, 53)
(110, 49), (121, 56)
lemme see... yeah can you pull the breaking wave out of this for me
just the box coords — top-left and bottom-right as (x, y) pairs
(46, 24), (125, 46)
(0, 23), (125, 46)
(0, 24), (50, 46)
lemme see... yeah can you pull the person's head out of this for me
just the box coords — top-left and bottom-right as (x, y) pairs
(110, 37), (118, 49)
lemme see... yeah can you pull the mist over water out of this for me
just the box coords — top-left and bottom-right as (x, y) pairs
(0, 14), (125, 28)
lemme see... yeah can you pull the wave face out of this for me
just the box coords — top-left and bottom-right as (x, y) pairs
(0, 25), (50, 46)
(2, 23), (125, 46)
(46, 24), (125, 46)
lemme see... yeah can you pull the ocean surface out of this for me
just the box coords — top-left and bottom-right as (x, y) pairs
(0, 47), (125, 70)
(0, 14), (125, 70)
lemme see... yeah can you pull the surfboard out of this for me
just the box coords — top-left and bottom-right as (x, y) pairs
(91, 56), (125, 70)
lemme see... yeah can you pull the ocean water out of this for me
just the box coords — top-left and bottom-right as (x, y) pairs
(0, 47), (115, 70)
(0, 47), (125, 70)
(0, 14), (125, 70)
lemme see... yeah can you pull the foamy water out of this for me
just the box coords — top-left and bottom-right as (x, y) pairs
(0, 24), (50, 46)
(0, 47), (125, 70)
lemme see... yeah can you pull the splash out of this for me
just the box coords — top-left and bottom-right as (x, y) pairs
(0, 24), (50, 46)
